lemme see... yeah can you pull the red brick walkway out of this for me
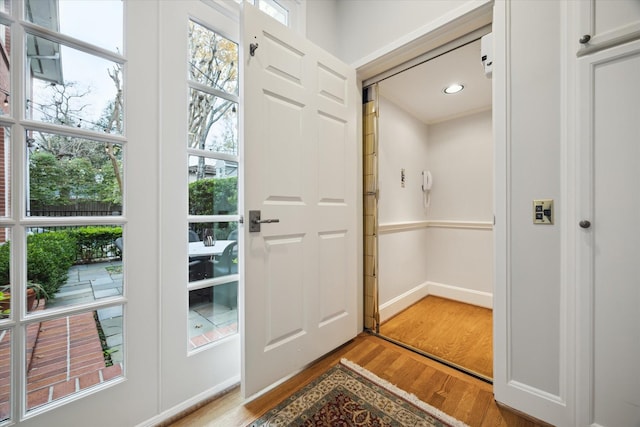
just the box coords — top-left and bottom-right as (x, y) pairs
(0, 307), (122, 419)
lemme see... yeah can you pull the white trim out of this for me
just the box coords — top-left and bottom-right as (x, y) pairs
(378, 219), (493, 234)
(426, 281), (492, 309)
(135, 375), (241, 427)
(378, 282), (430, 323)
(507, 380), (565, 405)
(492, 0), (509, 408)
(354, 0), (494, 82)
(559, 0), (577, 423)
(362, 25), (492, 88)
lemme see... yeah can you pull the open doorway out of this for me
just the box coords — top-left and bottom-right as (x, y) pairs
(363, 35), (494, 382)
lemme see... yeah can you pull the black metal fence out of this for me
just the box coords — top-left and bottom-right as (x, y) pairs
(27, 202), (122, 217)
(24, 204), (123, 264)
(27, 210), (122, 217)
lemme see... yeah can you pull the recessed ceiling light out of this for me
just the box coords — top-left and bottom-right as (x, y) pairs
(443, 83), (464, 94)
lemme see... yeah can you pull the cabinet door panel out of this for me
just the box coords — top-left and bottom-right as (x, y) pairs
(578, 0), (640, 55)
(577, 39), (640, 427)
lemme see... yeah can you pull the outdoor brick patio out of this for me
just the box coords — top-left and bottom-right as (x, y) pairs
(0, 303), (123, 419)
(25, 311), (123, 410)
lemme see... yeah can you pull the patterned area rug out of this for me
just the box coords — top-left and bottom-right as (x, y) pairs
(248, 359), (468, 427)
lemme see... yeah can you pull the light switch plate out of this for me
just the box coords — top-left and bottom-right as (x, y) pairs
(533, 199), (554, 224)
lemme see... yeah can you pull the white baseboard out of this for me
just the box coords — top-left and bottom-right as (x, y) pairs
(379, 283), (430, 322)
(426, 281), (493, 309)
(379, 281), (493, 322)
(135, 375), (240, 427)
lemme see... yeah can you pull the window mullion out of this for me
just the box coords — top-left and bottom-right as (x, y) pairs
(189, 80), (239, 104)
(186, 148), (238, 163)
(20, 120), (127, 145)
(20, 20), (125, 65)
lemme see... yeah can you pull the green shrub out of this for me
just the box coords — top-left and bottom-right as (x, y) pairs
(65, 226), (122, 262)
(26, 232), (77, 297)
(0, 243), (9, 286)
(189, 177), (238, 239)
(0, 231), (77, 298)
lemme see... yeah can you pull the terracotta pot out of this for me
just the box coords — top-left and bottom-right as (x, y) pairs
(0, 294), (8, 313)
(27, 288), (37, 311)
(0, 288), (38, 313)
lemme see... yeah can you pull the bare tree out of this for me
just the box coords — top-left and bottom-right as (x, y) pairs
(102, 64), (124, 195)
(188, 21), (238, 179)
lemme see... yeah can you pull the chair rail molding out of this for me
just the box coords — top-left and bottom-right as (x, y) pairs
(378, 219), (493, 234)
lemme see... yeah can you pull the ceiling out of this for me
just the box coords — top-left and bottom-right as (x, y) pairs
(377, 39), (491, 125)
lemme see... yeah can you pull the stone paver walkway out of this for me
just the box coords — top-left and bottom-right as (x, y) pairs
(49, 261), (124, 365)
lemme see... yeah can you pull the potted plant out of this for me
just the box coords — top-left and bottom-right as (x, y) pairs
(0, 288), (9, 317)
(27, 282), (49, 311)
(0, 282), (49, 315)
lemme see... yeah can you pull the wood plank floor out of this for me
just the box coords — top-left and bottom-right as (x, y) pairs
(379, 295), (493, 379)
(166, 334), (549, 427)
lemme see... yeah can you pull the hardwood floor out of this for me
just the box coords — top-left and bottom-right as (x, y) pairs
(379, 295), (493, 379)
(166, 334), (549, 427)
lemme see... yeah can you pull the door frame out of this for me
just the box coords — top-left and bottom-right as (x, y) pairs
(357, 0), (494, 375)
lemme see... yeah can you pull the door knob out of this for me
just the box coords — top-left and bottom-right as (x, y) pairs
(579, 220), (591, 229)
(579, 34), (591, 44)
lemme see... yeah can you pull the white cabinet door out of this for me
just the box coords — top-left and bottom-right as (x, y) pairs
(577, 0), (640, 55)
(577, 38), (640, 427)
(241, 4), (359, 398)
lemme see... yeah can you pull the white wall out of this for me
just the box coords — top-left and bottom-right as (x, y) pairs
(425, 110), (493, 305)
(427, 110), (493, 221)
(378, 96), (430, 224)
(377, 96), (430, 319)
(306, 0), (338, 55)
(336, 0), (468, 64)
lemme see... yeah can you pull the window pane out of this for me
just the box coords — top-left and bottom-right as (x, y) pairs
(0, 23), (9, 116)
(189, 282), (238, 349)
(0, 227), (10, 320)
(0, 328), (10, 422)
(24, 0), (123, 53)
(259, 0), (288, 26)
(25, 310), (123, 413)
(0, 127), (9, 217)
(24, 226), (122, 312)
(188, 21), (238, 95)
(26, 34), (123, 135)
(188, 89), (238, 155)
(27, 132), (123, 217)
(188, 223), (238, 282)
(188, 157), (238, 217)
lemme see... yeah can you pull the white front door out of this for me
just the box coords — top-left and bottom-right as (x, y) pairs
(241, 4), (359, 397)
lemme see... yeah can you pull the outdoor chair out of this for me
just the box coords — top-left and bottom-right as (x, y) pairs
(114, 237), (123, 259)
(188, 229), (210, 281)
(212, 241), (238, 277)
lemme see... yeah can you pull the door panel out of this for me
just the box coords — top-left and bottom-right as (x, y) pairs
(577, 39), (640, 427)
(242, 4), (358, 398)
